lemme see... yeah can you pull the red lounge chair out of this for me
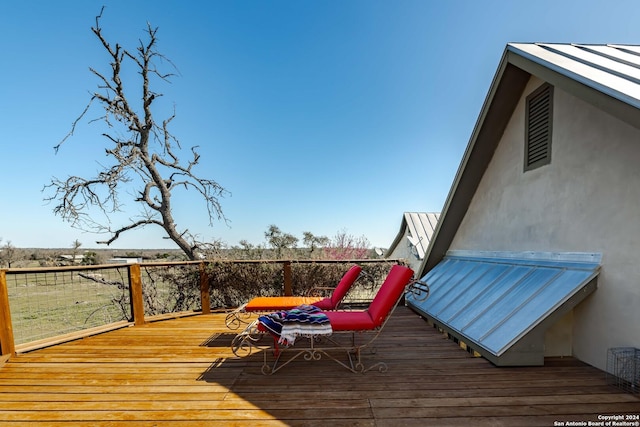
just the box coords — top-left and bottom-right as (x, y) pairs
(232, 264), (429, 375)
(225, 265), (362, 329)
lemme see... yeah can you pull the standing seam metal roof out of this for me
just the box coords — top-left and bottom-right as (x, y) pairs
(508, 43), (640, 109)
(404, 212), (440, 260)
(386, 212), (440, 263)
(407, 251), (601, 366)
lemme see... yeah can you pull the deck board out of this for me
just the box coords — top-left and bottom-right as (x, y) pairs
(0, 306), (637, 425)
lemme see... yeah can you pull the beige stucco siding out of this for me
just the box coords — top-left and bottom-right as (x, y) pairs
(387, 230), (421, 271)
(450, 76), (640, 370)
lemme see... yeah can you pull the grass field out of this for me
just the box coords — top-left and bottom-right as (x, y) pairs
(6, 268), (132, 344)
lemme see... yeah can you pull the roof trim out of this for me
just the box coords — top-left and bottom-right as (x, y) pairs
(447, 249), (602, 266)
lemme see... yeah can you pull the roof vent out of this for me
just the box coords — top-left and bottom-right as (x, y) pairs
(525, 83), (553, 171)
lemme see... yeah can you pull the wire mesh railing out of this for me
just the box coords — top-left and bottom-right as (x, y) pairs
(5, 265), (132, 345)
(140, 263), (203, 315)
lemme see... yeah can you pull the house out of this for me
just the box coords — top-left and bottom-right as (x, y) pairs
(107, 257), (143, 264)
(57, 254), (85, 265)
(407, 43), (640, 372)
(386, 212), (440, 271)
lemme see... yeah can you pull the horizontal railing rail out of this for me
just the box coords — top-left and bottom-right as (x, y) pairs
(0, 258), (401, 358)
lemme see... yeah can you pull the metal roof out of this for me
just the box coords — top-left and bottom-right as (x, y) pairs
(507, 43), (640, 109)
(386, 212), (440, 263)
(402, 212), (440, 260)
(407, 251), (601, 366)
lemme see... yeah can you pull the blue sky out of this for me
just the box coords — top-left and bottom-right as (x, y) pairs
(2, 0), (640, 250)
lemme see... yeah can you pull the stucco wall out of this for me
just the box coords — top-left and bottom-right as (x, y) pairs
(450, 76), (640, 370)
(387, 230), (422, 272)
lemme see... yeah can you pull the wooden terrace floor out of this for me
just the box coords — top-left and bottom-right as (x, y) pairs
(0, 306), (638, 426)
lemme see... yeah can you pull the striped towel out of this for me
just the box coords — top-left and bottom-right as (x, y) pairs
(259, 304), (332, 345)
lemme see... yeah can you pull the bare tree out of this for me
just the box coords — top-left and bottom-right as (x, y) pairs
(264, 225), (298, 259)
(0, 240), (17, 268)
(302, 231), (330, 258)
(44, 8), (228, 260)
(71, 239), (82, 262)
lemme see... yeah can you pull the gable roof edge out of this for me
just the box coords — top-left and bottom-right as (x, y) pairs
(386, 212), (440, 260)
(418, 48), (530, 276)
(386, 214), (410, 256)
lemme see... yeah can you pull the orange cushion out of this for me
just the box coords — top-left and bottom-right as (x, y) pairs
(245, 296), (325, 312)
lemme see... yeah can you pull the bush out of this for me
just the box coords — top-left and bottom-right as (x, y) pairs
(205, 261), (400, 309)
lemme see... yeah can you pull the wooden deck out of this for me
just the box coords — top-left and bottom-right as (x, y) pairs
(0, 306), (638, 426)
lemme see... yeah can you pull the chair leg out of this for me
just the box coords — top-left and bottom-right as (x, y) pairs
(231, 320), (263, 357)
(225, 304), (252, 330)
(258, 333), (388, 375)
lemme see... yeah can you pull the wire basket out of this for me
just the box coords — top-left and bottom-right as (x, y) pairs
(606, 347), (640, 394)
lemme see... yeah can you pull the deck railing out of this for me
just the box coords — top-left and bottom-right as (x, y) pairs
(0, 259), (399, 357)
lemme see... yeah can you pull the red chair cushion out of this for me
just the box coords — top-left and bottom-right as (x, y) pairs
(325, 311), (376, 331)
(310, 297), (334, 310)
(330, 265), (362, 307)
(244, 265), (361, 312)
(366, 265), (414, 327)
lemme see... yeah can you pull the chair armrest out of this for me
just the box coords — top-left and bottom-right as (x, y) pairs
(406, 279), (430, 302)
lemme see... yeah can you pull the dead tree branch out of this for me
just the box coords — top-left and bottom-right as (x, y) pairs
(44, 8), (229, 260)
